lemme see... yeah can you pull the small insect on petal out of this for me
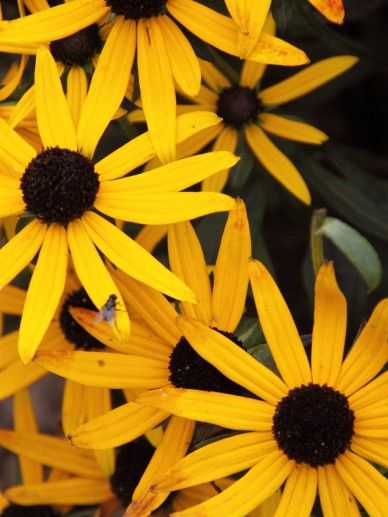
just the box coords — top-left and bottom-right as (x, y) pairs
(94, 294), (118, 327)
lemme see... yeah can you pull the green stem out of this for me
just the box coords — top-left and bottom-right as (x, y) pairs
(310, 208), (327, 275)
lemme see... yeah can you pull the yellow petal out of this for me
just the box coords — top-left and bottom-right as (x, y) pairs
(259, 113), (328, 144)
(68, 402), (168, 449)
(111, 269), (180, 346)
(0, 116), (36, 176)
(34, 350), (169, 389)
(135, 387), (274, 431)
(168, 221), (212, 325)
(62, 379), (87, 436)
(199, 59), (231, 92)
(0, 285), (25, 315)
(0, 331), (19, 369)
(168, 0), (241, 57)
(137, 17), (176, 163)
(0, 219), (46, 290)
(135, 224), (168, 253)
(98, 151), (238, 193)
(0, 174), (24, 217)
(275, 465), (317, 517)
(225, 0), (271, 57)
(158, 16), (200, 96)
(0, 429), (105, 479)
(66, 65), (88, 128)
(245, 124), (311, 204)
(127, 417), (195, 517)
(335, 451), (388, 516)
(96, 190), (236, 224)
(154, 432), (275, 492)
(260, 56), (358, 106)
(9, 85), (35, 130)
(96, 111), (222, 181)
(240, 60), (267, 88)
(212, 199), (251, 332)
(201, 126), (238, 192)
(309, 0), (345, 24)
(0, 54), (28, 101)
(247, 33), (309, 66)
(176, 316), (288, 405)
(0, 360), (45, 400)
(349, 371), (388, 412)
(172, 450), (292, 517)
(0, 0), (109, 44)
(35, 47), (77, 150)
(13, 389), (43, 484)
(351, 435), (388, 468)
(18, 224), (68, 364)
(335, 299), (388, 396)
(248, 259), (312, 388)
(77, 17), (136, 158)
(86, 386), (115, 477)
(318, 464), (360, 516)
(311, 262), (347, 386)
(5, 478), (112, 506)
(81, 211), (197, 302)
(67, 218), (131, 342)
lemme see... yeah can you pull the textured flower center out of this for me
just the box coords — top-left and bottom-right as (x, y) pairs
(110, 438), (154, 506)
(59, 288), (105, 350)
(2, 505), (59, 517)
(49, 24), (102, 66)
(272, 383), (355, 467)
(169, 330), (246, 395)
(21, 147), (99, 226)
(106, 0), (167, 19)
(217, 85), (261, 128)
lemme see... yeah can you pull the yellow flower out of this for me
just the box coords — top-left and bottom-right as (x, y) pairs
(308, 0), (345, 24)
(134, 261), (388, 516)
(0, 0), (308, 163)
(0, 388), (113, 511)
(34, 200), (251, 457)
(137, 54), (358, 203)
(0, 46), (237, 364)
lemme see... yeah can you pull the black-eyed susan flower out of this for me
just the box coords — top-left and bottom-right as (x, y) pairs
(133, 261), (388, 516)
(137, 54), (358, 203)
(0, 388), (113, 513)
(0, 45), (237, 364)
(34, 200), (251, 455)
(0, 0), (308, 163)
(308, 0), (345, 24)
(1, 389), (193, 517)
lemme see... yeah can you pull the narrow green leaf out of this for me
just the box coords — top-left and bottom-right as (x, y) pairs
(319, 217), (382, 292)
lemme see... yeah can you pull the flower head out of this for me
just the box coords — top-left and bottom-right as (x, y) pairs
(134, 261), (388, 516)
(0, 46), (237, 363)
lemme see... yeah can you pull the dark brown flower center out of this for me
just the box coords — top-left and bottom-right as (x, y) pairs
(49, 24), (102, 66)
(169, 329), (246, 395)
(272, 383), (355, 467)
(110, 438), (154, 507)
(216, 85), (261, 128)
(59, 288), (105, 350)
(21, 147), (99, 226)
(106, 0), (167, 19)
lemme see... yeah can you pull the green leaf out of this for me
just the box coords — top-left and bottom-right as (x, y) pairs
(319, 217), (382, 292)
(298, 149), (388, 241)
(236, 316), (264, 348)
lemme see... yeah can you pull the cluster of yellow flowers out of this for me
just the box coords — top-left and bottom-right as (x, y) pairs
(0, 1), (387, 516)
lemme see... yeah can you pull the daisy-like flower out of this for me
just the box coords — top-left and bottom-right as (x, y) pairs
(0, 45), (237, 364)
(1, 389), (193, 517)
(308, 0), (345, 24)
(34, 200), (251, 457)
(134, 261), (388, 516)
(138, 54), (358, 203)
(0, 0), (308, 163)
(0, 388), (113, 513)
